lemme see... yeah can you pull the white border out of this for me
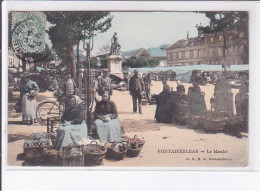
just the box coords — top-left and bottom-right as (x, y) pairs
(2, 1), (260, 190)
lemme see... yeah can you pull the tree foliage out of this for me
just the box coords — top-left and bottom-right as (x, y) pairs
(45, 11), (113, 79)
(197, 12), (248, 34)
(122, 57), (160, 68)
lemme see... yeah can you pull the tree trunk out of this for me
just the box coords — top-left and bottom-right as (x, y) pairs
(76, 40), (80, 86)
(67, 35), (76, 80)
(22, 59), (27, 72)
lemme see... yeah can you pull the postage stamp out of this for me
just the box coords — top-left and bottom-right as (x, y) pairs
(4, 5), (251, 169)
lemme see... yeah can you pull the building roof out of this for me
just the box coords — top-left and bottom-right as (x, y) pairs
(122, 48), (144, 57)
(167, 37), (203, 50)
(147, 44), (169, 57)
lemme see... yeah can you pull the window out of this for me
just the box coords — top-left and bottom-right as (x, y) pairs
(190, 50), (194, 58)
(181, 52), (185, 59)
(176, 53), (179, 59)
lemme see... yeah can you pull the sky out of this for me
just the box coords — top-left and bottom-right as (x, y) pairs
(89, 12), (210, 55)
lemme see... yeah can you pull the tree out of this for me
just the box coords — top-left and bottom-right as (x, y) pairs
(46, 12), (113, 81)
(122, 57), (160, 68)
(197, 12), (249, 65)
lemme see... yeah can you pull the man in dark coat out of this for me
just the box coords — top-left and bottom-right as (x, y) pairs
(129, 70), (145, 114)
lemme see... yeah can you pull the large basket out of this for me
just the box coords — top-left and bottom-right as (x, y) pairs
(106, 141), (128, 161)
(83, 141), (107, 166)
(59, 145), (84, 167)
(126, 135), (145, 158)
(202, 111), (227, 132)
(41, 148), (59, 166)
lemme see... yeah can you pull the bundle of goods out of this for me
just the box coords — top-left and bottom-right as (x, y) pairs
(225, 115), (242, 133)
(106, 141), (128, 161)
(149, 95), (156, 105)
(59, 145), (84, 167)
(41, 148), (59, 166)
(187, 115), (202, 129)
(126, 135), (145, 158)
(23, 138), (52, 162)
(202, 111), (228, 132)
(83, 141), (107, 166)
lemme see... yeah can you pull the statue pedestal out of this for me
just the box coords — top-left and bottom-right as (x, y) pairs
(107, 54), (123, 76)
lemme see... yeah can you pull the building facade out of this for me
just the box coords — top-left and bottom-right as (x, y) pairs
(166, 30), (248, 66)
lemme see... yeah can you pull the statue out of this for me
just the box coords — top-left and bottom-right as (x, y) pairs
(110, 32), (121, 54)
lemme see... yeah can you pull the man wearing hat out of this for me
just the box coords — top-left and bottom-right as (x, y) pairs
(129, 70), (145, 114)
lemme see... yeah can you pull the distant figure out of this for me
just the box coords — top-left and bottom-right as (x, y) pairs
(20, 73), (40, 125)
(235, 86), (248, 128)
(154, 85), (173, 123)
(60, 74), (77, 97)
(129, 70), (145, 114)
(188, 83), (206, 115)
(143, 73), (151, 102)
(213, 74), (233, 115)
(98, 70), (112, 96)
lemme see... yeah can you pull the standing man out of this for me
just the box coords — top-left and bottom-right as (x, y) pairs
(98, 70), (112, 96)
(143, 73), (151, 102)
(129, 70), (145, 114)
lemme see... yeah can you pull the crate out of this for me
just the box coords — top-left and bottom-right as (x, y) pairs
(59, 145), (84, 167)
(24, 139), (52, 160)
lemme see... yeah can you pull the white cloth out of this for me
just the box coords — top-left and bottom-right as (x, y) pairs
(22, 94), (37, 121)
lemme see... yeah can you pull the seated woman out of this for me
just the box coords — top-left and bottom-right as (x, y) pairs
(55, 95), (88, 150)
(154, 85), (173, 123)
(188, 83), (206, 115)
(94, 91), (121, 142)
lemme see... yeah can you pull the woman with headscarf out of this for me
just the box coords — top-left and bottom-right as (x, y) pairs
(93, 91), (121, 142)
(154, 85), (173, 123)
(55, 95), (88, 150)
(188, 83), (206, 115)
(21, 73), (40, 125)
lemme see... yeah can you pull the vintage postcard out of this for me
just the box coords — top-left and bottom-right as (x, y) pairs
(3, 2), (253, 170)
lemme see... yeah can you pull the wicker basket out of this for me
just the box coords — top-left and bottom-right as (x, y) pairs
(106, 141), (128, 161)
(142, 99), (148, 106)
(187, 115), (202, 129)
(41, 148), (59, 166)
(126, 135), (145, 158)
(83, 141), (107, 166)
(202, 111), (227, 132)
(59, 145), (84, 167)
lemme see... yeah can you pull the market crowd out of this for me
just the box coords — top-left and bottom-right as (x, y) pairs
(12, 67), (249, 151)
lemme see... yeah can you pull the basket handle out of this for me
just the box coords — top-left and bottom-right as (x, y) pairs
(90, 140), (98, 145)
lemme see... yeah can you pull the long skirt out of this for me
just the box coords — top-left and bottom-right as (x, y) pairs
(94, 114), (121, 142)
(22, 94), (37, 121)
(55, 121), (88, 150)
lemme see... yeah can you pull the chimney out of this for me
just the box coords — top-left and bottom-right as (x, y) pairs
(187, 31), (189, 39)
